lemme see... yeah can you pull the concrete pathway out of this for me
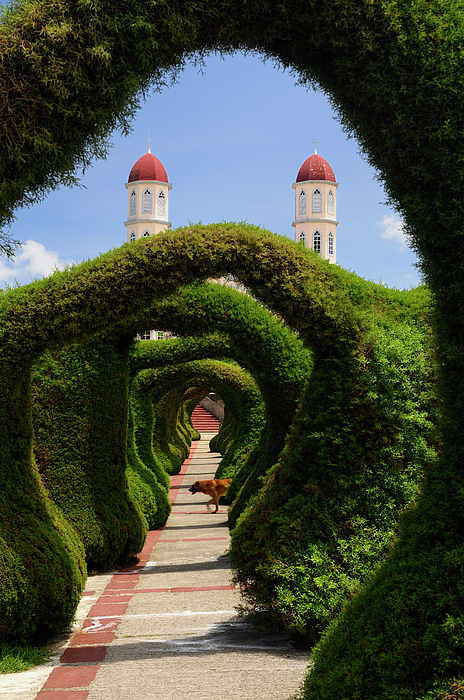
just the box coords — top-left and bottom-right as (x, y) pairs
(2, 434), (310, 700)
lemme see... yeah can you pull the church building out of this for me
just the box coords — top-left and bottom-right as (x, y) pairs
(126, 146), (172, 340)
(126, 144), (339, 338)
(125, 143), (339, 262)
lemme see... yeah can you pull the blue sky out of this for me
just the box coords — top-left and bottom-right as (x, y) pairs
(0, 53), (421, 290)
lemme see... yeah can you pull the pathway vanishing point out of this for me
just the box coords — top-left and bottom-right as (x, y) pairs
(2, 413), (310, 700)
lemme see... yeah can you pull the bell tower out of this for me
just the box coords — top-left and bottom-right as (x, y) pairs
(124, 146), (172, 242)
(292, 144), (339, 263)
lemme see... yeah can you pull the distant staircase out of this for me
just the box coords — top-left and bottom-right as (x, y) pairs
(191, 405), (221, 433)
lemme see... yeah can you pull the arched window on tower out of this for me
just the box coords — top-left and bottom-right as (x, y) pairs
(130, 190), (137, 216)
(142, 230), (150, 237)
(299, 231), (306, 244)
(313, 230), (321, 254)
(142, 188), (152, 214)
(158, 190), (166, 216)
(298, 190), (306, 216)
(312, 189), (322, 213)
(328, 231), (334, 256)
(130, 231), (136, 242)
(328, 190), (334, 216)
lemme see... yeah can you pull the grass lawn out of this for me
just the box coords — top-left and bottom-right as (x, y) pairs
(0, 642), (51, 674)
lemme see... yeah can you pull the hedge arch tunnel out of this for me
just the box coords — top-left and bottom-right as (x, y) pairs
(129, 334), (235, 482)
(128, 355), (264, 530)
(0, 226), (357, 642)
(32, 280), (312, 569)
(1, 0), (464, 693)
(134, 356), (265, 478)
(128, 283), (314, 516)
(135, 357), (265, 486)
(129, 332), (268, 483)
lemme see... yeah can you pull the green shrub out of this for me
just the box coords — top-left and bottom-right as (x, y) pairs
(0, 224), (444, 685)
(209, 406), (237, 454)
(125, 403), (171, 530)
(1, 0), (464, 692)
(129, 334), (233, 476)
(135, 357), (264, 483)
(130, 283), (313, 521)
(31, 336), (147, 570)
(229, 286), (440, 643)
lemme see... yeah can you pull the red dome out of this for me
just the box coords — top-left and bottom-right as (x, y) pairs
(296, 153), (336, 183)
(128, 151), (168, 183)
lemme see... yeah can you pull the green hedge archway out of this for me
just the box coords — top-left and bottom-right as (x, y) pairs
(0, 225), (354, 641)
(1, 1), (464, 692)
(0, 223), (444, 700)
(135, 357), (265, 484)
(129, 333), (267, 483)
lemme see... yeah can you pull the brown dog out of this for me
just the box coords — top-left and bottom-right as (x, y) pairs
(188, 479), (232, 513)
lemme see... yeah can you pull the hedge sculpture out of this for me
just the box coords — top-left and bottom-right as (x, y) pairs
(1, 225), (352, 642)
(0, 223), (440, 669)
(31, 334), (148, 571)
(128, 283), (313, 517)
(1, 0), (464, 693)
(209, 406), (237, 457)
(125, 274), (439, 647)
(125, 401), (171, 531)
(229, 298), (439, 643)
(149, 363), (264, 481)
(129, 333), (266, 481)
(30, 283), (307, 571)
(135, 357), (264, 485)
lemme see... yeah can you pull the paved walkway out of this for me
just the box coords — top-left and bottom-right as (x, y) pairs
(2, 433), (310, 700)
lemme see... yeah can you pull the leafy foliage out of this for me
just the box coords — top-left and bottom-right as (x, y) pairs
(230, 306), (440, 644)
(32, 335), (147, 570)
(130, 283), (313, 522)
(0, 221), (445, 700)
(135, 357), (264, 484)
(0, 0), (464, 693)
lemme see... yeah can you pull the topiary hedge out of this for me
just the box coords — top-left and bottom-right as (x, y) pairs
(134, 356), (264, 484)
(125, 400), (171, 531)
(209, 406), (237, 456)
(2, 0), (464, 693)
(0, 224), (444, 695)
(129, 333), (233, 477)
(31, 334), (148, 571)
(229, 289), (440, 644)
(128, 283), (313, 522)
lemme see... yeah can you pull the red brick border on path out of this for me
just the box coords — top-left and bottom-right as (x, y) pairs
(38, 691), (90, 700)
(34, 439), (219, 698)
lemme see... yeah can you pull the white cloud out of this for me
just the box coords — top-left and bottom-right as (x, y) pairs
(0, 240), (72, 288)
(376, 214), (410, 250)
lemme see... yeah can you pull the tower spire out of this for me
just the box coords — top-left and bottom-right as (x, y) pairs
(312, 138), (319, 154)
(147, 130), (152, 154)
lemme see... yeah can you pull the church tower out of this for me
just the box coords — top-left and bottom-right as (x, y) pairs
(292, 146), (339, 263)
(124, 147), (172, 242)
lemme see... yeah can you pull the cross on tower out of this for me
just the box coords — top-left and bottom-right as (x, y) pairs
(147, 131), (152, 154)
(312, 139), (319, 154)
